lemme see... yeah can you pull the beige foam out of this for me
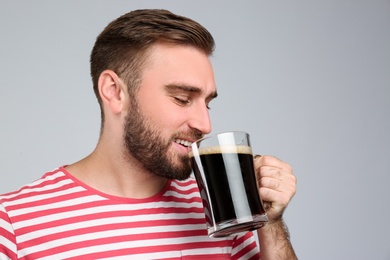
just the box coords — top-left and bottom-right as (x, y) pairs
(189, 145), (252, 157)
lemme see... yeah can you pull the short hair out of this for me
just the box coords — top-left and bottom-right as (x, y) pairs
(90, 9), (215, 124)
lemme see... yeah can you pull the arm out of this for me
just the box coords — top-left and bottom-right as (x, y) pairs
(254, 155), (297, 260)
(257, 219), (296, 259)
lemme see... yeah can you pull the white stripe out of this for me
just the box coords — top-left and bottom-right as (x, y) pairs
(13, 200), (203, 230)
(231, 232), (258, 258)
(101, 251), (182, 260)
(2, 200), (20, 255)
(3, 173), (244, 259)
(36, 235), (231, 260)
(238, 246), (259, 260)
(4, 175), (201, 218)
(0, 172), (66, 200)
(170, 179), (198, 191)
(0, 204), (14, 237)
(20, 223), (208, 256)
(4, 185), (84, 209)
(237, 232), (256, 249)
(0, 236), (16, 257)
(182, 247), (231, 257)
(17, 212), (206, 243)
(0, 252), (12, 260)
(163, 189), (200, 199)
(0, 218), (13, 234)
(100, 246), (232, 260)
(9, 194), (106, 218)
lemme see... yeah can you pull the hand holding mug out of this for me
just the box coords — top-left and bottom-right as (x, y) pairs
(253, 155), (297, 224)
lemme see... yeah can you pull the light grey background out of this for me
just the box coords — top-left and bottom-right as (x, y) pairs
(1, 1), (389, 259)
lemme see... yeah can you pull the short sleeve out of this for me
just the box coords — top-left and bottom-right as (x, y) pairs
(0, 203), (17, 260)
(231, 231), (261, 260)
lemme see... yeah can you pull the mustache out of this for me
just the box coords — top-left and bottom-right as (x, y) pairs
(173, 129), (204, 142)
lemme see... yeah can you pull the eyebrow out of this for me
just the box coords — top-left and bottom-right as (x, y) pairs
(165, 83), (218, 100)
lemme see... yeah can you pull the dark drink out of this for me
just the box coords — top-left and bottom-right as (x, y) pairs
(190, 145), (268, 237)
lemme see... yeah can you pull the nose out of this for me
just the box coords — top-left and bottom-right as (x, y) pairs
(188, 103), (212, 135)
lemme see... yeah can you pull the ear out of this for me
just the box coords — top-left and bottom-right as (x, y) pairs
(98, 70), (127, 114)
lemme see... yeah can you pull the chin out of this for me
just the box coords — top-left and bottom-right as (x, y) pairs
(163, 165), (192, 181)
(174, 171), (192, 181)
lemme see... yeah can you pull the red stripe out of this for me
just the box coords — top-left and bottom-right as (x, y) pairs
(248, 251), (262, 260)
(23, 231), (232, 259)
(231, 232), (260, 260)
(10, 187), (204, 224)
(173, 179), (197, 187)
(4, 183), (84, 211)
(0, 245), (17, 260)
(0, 210), (15, 242)
(161, 194), (202, 204)
(0, 172), (69, 202)
(169, 184), (199, 193)
(233, 232), (253, 246)
(0, 210), (17, 259)
(134, 254), (231, 260)
(66, 241), (232, 260)
(15, 204), (205, 237)
(0, 226), (15, 245)
(18, 217), (207, 248)
(2, 170), (260, 259)
(232, 240), (259, 260)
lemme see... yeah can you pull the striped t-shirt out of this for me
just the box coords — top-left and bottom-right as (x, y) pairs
(0, 167), (260, 259)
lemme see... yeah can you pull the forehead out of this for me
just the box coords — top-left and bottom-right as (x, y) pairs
(140, 43), (217, 94)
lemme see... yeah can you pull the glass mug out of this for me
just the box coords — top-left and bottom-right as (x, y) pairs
(189, 131), (268, 238)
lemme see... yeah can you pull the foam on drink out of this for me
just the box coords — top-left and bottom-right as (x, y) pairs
(189, 145), (252, 158)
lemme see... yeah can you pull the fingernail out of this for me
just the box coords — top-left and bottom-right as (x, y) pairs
(253, 154), (262, 160)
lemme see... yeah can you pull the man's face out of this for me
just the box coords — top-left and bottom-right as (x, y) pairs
(123, 44), (217, 180)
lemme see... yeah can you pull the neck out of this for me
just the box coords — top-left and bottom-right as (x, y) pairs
(65, 137), (168, 199)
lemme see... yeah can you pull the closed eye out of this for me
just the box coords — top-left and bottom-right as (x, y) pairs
(174, 97), (190, 106)
(166, 83), (217, 110)
(175, 97), (212, 110)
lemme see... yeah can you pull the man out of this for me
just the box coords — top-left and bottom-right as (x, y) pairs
(0, 9), (297, 259)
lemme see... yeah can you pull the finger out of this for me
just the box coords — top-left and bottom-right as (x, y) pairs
(258, 173), (297, 193)
(258, 176), (282, 191)
(257, 166), (284, 179)
(257, 170), (297, 196)
(259, 187), (291, 209)
(257, 168), (296, 189)
(254, 155), (292, 172)
(260, 177), (297, 200)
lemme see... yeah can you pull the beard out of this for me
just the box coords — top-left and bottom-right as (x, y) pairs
(123, 99), (203, 180)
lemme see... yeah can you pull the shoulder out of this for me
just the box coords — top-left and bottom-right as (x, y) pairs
(0, 167), (74, 208)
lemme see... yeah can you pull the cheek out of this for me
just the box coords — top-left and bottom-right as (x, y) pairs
(143, 101), (186, 131)
(136, 89), (187, 132)
(157, 107), (187, 131)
